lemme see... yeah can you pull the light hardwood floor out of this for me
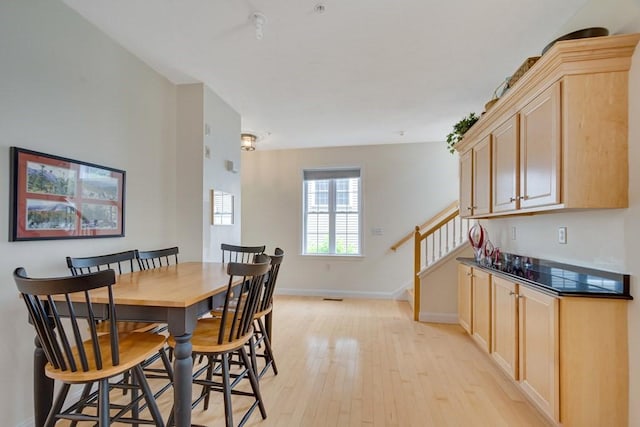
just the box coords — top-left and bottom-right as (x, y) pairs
(59, 296), (551, 426)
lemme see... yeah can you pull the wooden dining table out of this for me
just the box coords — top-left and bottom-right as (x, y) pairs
(32, 262), (249, 427)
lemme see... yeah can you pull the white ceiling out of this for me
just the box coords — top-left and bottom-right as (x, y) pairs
(61, 0), (591, 150)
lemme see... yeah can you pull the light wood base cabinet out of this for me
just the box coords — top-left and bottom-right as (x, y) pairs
(460, 264), (629, 425)
(491, 277), (560, 422)
(490, 276), (518, 380)
(471, 269), (491, 352)
(518, 286), (559, 423)
(457, 264), (472, 334)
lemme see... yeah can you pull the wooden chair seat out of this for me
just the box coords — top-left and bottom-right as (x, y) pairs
(46, 333), (166, 383)
(168, 318), (253, 354)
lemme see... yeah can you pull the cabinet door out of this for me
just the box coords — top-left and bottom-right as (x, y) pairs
(518, 286), (559, 422)
(471, 269), (491, 352)
(491, 276), (518, 380)
(472, 135), (491, 215)
(459, 150), (473, 218)
(457, 264), (473, 333)
(492, 115), (519, 213)
(519, 83), (561, 208)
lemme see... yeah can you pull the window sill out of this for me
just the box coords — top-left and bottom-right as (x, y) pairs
(300, 253), (364, 260)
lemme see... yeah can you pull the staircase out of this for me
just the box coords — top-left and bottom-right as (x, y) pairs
(391, 201), (471, 321)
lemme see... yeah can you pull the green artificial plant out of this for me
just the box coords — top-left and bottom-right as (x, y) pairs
(446, 112), (479, 154)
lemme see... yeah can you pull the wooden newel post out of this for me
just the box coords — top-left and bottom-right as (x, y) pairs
(413, 226), (421, 321)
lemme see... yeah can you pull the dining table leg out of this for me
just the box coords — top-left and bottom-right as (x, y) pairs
(33, 335), (54, 427)
(172, 332), (193, 427)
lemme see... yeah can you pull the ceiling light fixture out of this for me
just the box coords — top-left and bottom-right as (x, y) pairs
(241, 133), (257, 151)
(252, 12), (266, 40)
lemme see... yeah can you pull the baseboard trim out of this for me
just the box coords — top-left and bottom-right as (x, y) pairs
(419, 312), (458, 324)
(277, 288), (401, 300)
(15, 418), (33, 427)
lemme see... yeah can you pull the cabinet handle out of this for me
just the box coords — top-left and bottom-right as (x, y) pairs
(466, 207), (472, 211)
(467, 272), (473, 276)
(509, 197), (516, 202)
(472, 206), (478, 209)
(509, 291), (516, 296)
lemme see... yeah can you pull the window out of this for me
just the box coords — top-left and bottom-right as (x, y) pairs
(303, 168), (361, 255)
(211, 190), (234, 225)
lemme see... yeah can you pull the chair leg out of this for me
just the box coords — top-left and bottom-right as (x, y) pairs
(221, 353), (234, 427)
(239, 347), (267, 419)
(69, 382), (94, 427)
(133, 364), (165, 427)
(260, 326), (278, 376)
(44, 382), (70, 427)
(98, 378), (110, 427)
(249, 336), (259, 378)
(203, 354), (215, 410)
(256, 317), (278, 377)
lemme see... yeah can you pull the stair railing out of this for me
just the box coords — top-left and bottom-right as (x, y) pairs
(390, 201), (470, 321)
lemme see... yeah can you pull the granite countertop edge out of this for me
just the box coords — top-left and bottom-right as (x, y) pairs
(457, 257), (633, 300)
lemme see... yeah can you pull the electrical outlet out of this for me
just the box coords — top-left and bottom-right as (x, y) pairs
(558, 227), (567, 244)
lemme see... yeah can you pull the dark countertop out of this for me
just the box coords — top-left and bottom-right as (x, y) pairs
(457, 255), (632, 300)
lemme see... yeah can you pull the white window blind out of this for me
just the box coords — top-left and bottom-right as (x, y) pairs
(303, 168), (361, 255)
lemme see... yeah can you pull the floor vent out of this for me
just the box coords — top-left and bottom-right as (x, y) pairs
(323, 297), (343, 301)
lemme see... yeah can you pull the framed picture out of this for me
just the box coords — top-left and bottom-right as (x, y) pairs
(9, 147), (126, 241)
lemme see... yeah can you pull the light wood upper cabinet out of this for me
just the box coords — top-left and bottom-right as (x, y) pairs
(457, 264), (472, 334)
(459, 136), (491, 218)
(519, 83), (561, 209)
(471, 269), (491, 353)
(454, 33), (640, 218)
(472, 136), (491, 215)
(492, 115), (519, 213)
(459, 150), (473, 218)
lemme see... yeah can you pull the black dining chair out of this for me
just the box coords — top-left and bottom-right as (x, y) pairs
(221, 243), (265, 264)
(14, 267), (166, 426)
(66, 250), (173, 399)
(135, 246), (179, 270)
(168, 257), (271, 427)
(66, 250), (160, 334)
(251, 248), (284, 378)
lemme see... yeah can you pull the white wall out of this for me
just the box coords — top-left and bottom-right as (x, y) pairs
(203, 88), (242, 262)
(175, 83), (242, 263)
(241, 142), (459, 298)
(482, 1), (640, 424)
(0, 1), (178, 424)
(176, 84), (205, 261)
(0, 2), (240, 425)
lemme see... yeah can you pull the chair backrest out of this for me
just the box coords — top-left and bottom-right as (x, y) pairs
(14, 267), (121, 372)
(135, 246), (179, 270)
(217, 256), (270, 345)
(257, 248), (284, 314)
(66, 250), (137, 276)
(221, 243), (265, 264)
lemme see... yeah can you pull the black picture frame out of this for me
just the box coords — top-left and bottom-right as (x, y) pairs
(9, 147), (126, 241)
